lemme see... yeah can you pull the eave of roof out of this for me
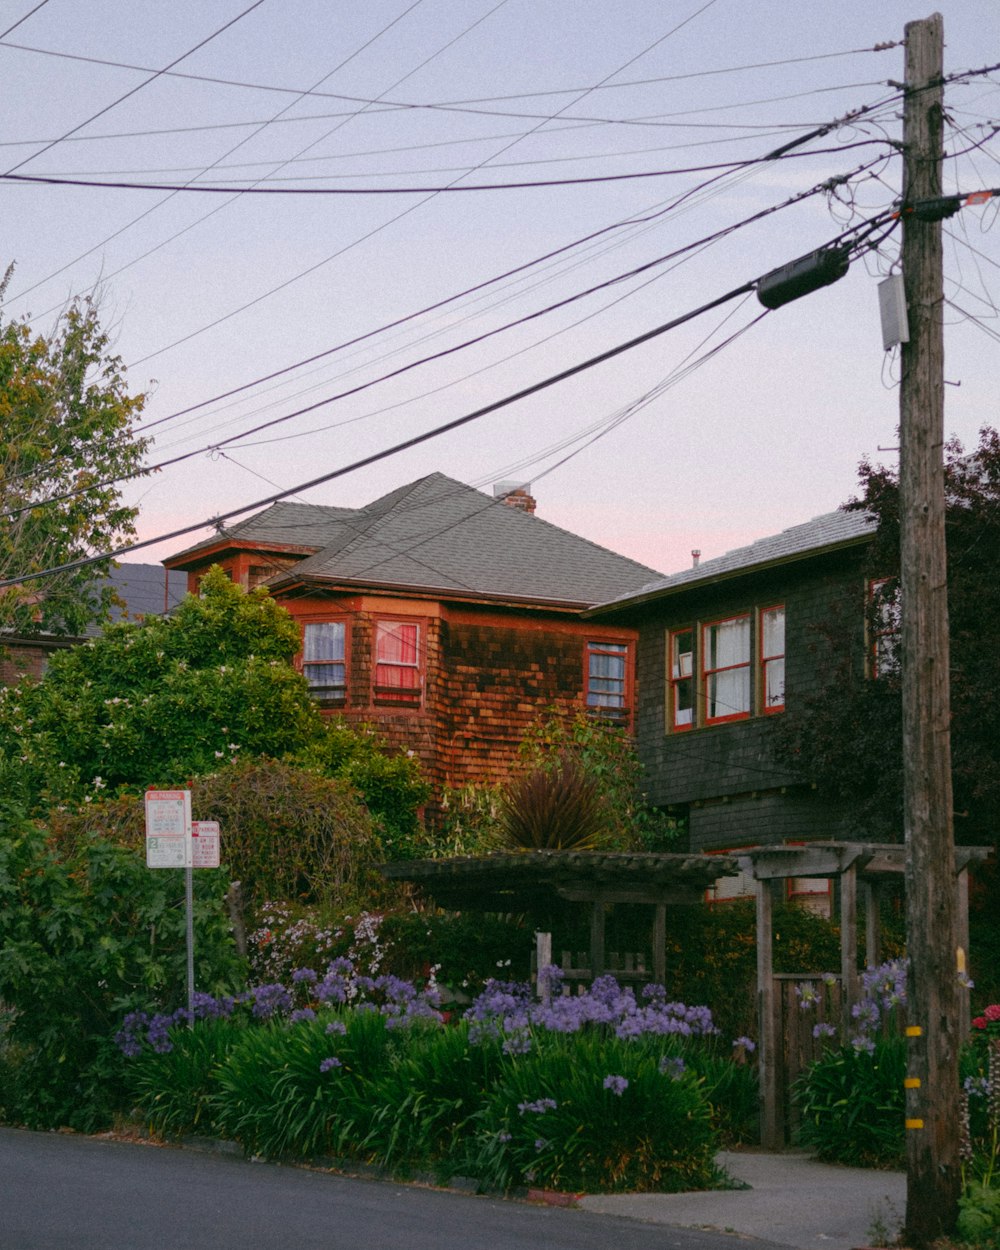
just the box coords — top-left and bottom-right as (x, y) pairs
(268, 571), (594, 611)
(587, 509), (876, 617)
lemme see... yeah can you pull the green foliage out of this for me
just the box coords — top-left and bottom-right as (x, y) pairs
(794, 1036), (907, 1167)
(128, 1003), (725, 1192)
(958, 1182), (1000, 1245)
(48, 757), (382, 908)
(0, 568), (322, 810)
(213, 1008), (397, 1160)
(0, 288), (148, 636)
(126, 1015), (248, 1139)
(378, 911), (530, 996)
(431, 782), (505, 857)
(518, 711), (680, 851)
(497, 757), (609, 851)
(776, 426), (1000, 847)
(292, 719), (430, 861)
(471, 1030), (717, 1193)
(0, 815), (243, 1130)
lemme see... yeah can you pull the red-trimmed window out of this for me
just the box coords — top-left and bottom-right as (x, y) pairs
(302, 621), (347, 702)
(374, 620), (422, 705)
(760, 605), (785, 714)
(702, 614), (750, 724)
(586, 640), (629, 722)
(668, 627), (694, 731)
(868, 577), (901, 677)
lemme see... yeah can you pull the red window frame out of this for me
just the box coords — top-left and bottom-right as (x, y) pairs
(759, 604), (785, 715)
(584, 639), (631, 725)
(701, 613), (751, 725)
(668, 627), (695, 732)
(868, 577), (901, 678)
(300, 619), (349, 703)
(373, 619), (423, 707)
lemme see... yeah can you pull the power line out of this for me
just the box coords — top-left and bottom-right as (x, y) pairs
(0, 276), (769, 589)
(0, 206), (899, 592)
(1, 158), (885, 510)
(0, 36), (900, 127)
(0, 139), (894, 195)
(2, 1), (269, 177)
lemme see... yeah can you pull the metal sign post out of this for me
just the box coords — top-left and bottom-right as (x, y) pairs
(145, 794), (221, 1019)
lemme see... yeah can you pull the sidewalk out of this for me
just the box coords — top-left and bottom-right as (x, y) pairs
(579, 1149), (907, 1250)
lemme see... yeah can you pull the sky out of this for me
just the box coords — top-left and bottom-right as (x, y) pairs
(2, 0), (998, 581)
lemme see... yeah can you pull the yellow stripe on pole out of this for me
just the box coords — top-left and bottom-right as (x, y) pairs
(904, 1078), (921, 1089)
(905, 1026), (923, 1037)
(906, 1119), (925, 1130)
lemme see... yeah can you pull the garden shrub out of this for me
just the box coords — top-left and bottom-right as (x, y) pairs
(795, 1035), (906, 1167)
(291, 720), (430, 862)
(0, 816), (242, 1131)
(472, 1030), (717, 1193)
(121, 965), (743, 1192)
(48, 758), (382, 908)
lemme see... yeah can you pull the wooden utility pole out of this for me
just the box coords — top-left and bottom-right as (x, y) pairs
(898, 13), (961, 1245)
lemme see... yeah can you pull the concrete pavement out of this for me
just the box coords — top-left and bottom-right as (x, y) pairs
(579, 1149), (907, 1250)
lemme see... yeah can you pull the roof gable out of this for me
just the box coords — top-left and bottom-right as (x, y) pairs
(271, 473), (665, 606)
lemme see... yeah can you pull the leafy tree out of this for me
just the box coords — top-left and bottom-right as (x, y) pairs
(776, 426), (1000, 846)
(0, 279), (148, 635)
(0, 567), (322, 808)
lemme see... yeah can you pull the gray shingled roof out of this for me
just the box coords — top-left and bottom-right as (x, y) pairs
(168, 500), (360, 562)
(261, 473), (665, 606)
(83, 564), (189, 636)
(591, 508), (876, 613)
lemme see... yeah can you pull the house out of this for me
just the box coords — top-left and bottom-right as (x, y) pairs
(586, 508), (878, 860)
(163, 473), (665, 796)
(1, 563), (187, 686)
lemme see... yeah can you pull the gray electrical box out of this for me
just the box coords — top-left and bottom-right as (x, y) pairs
(878, 274), (909, 350)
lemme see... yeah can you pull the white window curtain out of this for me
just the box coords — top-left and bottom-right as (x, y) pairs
(705, 617), (750, 719)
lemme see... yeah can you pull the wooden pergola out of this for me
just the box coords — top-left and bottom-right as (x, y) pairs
(382, 850), (741, 986)
(382, 842), (993, 1147)
(744, 841), (992, 1147)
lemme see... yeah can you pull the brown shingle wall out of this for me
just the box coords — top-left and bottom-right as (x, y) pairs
(0, 642), (58, 685)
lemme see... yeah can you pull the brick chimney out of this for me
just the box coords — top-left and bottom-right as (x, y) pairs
(493, 480), (537, 515)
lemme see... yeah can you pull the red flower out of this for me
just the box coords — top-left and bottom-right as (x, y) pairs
(985, 1003), (1000, 1022)
(974, 1016), (988, 1030)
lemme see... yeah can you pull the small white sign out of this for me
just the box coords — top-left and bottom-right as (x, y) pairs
(191, 820), (220, 869)
(145, 789), (192, 868)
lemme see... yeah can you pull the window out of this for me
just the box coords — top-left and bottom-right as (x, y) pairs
(760, 606), (785, 713)
(868, 578), (901, 677)
(375, 620), (422, 705)
(702, 614), (751, 724)
(667, 605), (785, 731)
(668, 628), (694, 731)
(302, 621), (346, 701)
(586, 640), (629, 722)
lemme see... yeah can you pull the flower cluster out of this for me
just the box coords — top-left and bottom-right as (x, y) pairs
(972, 1004), (1000, 1035)
(463, 969), (718, 1055)
(117, 958), (442, 1058)
(602, 1074), (628, 1096)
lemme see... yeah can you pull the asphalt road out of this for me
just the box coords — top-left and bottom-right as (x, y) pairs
(0, 1127), (791, 1250)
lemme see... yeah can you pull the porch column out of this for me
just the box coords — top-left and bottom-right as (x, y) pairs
(652, 903), (666, 986)
(757, 877), (781, 1148)
(589, 898), (606, 979)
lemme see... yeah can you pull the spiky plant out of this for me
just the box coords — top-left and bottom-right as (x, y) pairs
(496, 756), (608, 851)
